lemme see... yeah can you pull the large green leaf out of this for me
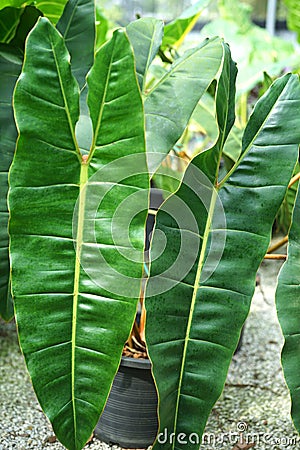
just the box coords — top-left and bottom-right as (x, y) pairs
(0, 0), (68, 23)
(0, 44), (22, 321)
(126, 18), (164, 92)
(145, 36), (223, 173)
(161, 0), (212, 50)
(145, 71), (300, 450)
(276, 184), (300, 432)
(0, 0), (95, 321)
(56, 0), (95, 91)
(9, 18), (148, 450)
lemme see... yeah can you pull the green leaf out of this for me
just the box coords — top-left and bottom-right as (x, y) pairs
(222, 124), (242, 165)
(145, 36), (223, 173)
(0, 0), (94, 321)
(191, 93), (218, 152)
(275, 162), (299, 233)
(9, 6), (43, 51)
(192, 90), (242, 165)
(0, 7), (22, 43)
(0, 0), (68, 23)
(95, 6), (108, 49)
(57, 0), (95, 91)
(10, 18), (148, 450)
(161, 0), (212, 50)
(126, 18), (164, 92)
(145, 71), (300, 450)
(0, 44), (22, 321)
(276, 183), (300, 433)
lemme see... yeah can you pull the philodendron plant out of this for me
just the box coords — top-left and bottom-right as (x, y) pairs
(5, 2), (300, 450)
(7, 0), (225, 449)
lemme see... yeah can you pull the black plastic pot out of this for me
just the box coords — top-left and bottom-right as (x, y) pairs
(94, 356), (158, 448)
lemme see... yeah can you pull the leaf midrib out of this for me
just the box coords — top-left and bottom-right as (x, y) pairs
(50, 28), (82, 441)
(72, 161), (88, 438)
(172, 187), (218, 441)
(88, 48), (114, 161)
(171, 44), (231, 444)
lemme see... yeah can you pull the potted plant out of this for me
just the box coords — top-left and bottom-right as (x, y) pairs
(5, 0), (224, 449)
(3, 1), (300, 450)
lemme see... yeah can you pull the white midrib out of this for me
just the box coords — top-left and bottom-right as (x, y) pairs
(72, 162), (89, 433)
(171, 188), (218, 444)
(50, 34), (83, 440)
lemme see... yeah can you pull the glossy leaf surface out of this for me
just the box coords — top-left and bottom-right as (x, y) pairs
(276, 184), (300, 432)
(127, 18), (164, 92)
(145, 70), (300, 450)
(0, 0), (95, 321)
(56, 0), (95, 90)
(9, 6), (42, 51)
(0, 0), (68, 23)
(0, 7), (22, 43)
(145, 36), (223, 173)
(0, 44), (22, 321)
(10, 18), (148, 450)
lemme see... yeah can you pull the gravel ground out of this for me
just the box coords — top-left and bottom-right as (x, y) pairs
(0, 254), (298, 450)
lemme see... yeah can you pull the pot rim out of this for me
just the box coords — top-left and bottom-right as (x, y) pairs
(120, 355), (151, 369)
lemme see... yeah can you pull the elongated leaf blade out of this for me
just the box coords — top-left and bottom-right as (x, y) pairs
(145, 73), (300, 450)
(57, 0), (95, 90)
(145, 36), (223, 173)
(10, 18), (148, 450)
(126, 18), (164, 92)
(161, 0), (212, 50)
(0, 0), (92, 321)
(0, 44), (22, 321)
(276, 183), (300, 432)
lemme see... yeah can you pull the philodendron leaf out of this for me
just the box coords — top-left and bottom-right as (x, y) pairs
(276, 183), (300, 432)
(10, 17), (148, 450)
(145, 36), (223, 173)
(145, 71), (300, 450)
(57, 0), (95, 91)
(161, 0), (212, 50)
(126, 18), (164, 92)
(0, 44), (22, 321)
(0, 0), (68, 23)
(0, 0), (95, 321)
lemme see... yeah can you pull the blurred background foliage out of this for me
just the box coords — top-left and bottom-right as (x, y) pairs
(97, 0), (289, 25)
